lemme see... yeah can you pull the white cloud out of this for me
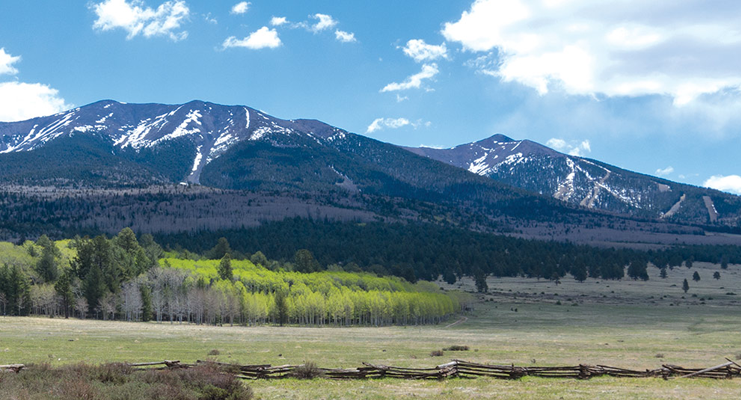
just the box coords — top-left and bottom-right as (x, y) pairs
(396, 94), (408, 102)
(704, 175), (741, 195)
(402, 40), (448, 63)
(0, 82), (71, 122)
(655, 166), (674, 176)
(546, 138), (591, 156)
(443, 0), (741, 105)
(366, 117), (410, 133)
(0, 48), (20, 76)
(204, 13), (217, 24)
(222, 27), (281, 50)
(310, 14), (337, 33)
(91, 0), (190, 41)
(335, 30), (357, 43)
(270, 16), (288, 26)
(230, 1), (250, 15)
(381, 63), (439, 92)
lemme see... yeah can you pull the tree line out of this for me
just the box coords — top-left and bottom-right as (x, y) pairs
(0, 229), (468, 326)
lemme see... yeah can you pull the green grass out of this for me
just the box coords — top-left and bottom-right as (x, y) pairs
(1, 261), (740, 399)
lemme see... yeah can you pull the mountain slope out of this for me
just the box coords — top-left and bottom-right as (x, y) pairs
(406, 135), (741, 225)
(0, 101), (555, 212)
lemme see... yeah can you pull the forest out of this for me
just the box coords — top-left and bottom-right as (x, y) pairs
(2, 220), (739, 326)
(0, 229), (467, 326)
(155, 218), (741, 283)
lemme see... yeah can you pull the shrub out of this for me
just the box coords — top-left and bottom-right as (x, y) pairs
(443, 345), (470, 351)
(208, 349), (221, 356)
(430, 350), (444, 357)
(290, 362), (324, 379)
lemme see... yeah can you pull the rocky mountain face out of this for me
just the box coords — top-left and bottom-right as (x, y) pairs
(405, 135), (741, 225)
(0, 100), (540, 208)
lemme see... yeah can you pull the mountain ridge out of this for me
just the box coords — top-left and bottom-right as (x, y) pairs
(405, 134), (741, 225)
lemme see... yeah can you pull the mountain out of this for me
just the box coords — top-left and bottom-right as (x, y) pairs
(405, 134), (741, 225)
(2, 100), (739, 248)
(0, 100), (530, 203)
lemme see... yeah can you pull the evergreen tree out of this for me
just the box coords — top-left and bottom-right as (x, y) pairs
(54, 270), (75, 318)
(682, 278), (689, 293)
(721, 255), (729, 270)
(294, 249), (320, 273)
(474, 269), (488, 293)
(218, 253), (234, 281)
(83, 264), (106, 316)
(250, 251), (268, 267)
(209, 237), (232, 260)
(140, 284), (153, 322)
(627, 260), (649, 281)
(713, 271), (721, 280)
(274, 289), (288, 326)
(443, 269), (457, 285)
(36, 243), (59, 283)
(692, 271), (701, 282)
(660, 268), (668, 279)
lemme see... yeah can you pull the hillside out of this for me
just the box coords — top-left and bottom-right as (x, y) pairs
(406, 135), (741, 226)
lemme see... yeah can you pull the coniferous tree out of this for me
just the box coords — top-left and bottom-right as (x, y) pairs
(474, 269), (488, 293)
(692, 271), (701, 282)
(36, 243), (59, 283)
(713, 271), (721, 280)
(682, 278), (690, 293)
(274, 289), (288, 326)
(140, 284), (153, 322)
(218, 253), (233, 281)
(660, 268), (668, 279)
(54, 270), (74, 318)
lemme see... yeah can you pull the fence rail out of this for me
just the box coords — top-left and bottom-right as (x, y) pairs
(4, 359), (740, 381)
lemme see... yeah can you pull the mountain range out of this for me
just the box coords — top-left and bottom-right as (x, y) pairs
(0, 100), (739, 245)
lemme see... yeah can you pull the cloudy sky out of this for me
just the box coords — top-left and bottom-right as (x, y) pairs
(0, 0), (740, 194)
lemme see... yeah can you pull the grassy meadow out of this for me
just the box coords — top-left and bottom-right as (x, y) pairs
(1, 261), (740, 399)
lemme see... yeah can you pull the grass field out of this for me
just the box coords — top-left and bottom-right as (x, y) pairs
(1, 262), (740, 399)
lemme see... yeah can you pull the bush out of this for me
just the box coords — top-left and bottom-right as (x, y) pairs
(208, 349), (221, 356)
(443, 345), (470, 351)
(430, 350), (444, 357)
(290, 362), (324, 379)
(0, 363), (253, 400)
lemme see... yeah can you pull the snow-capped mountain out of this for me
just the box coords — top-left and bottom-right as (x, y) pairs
(406, 134), (741, 224)
(0, 100), (347, 184)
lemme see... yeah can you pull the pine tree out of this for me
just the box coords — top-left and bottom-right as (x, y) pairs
(54, 270), (75, 318)
(692, 271), (701, 282)
(140, 284), (153, 322)
(218, 253), (233, 281)
(36, 244), (59, 283)
(660, 268), (668, 279)
(713, 271), (721, 280)
(682, 278), (689, 293)
(274, 289), (288, 326)
(474, 269), (488, 293)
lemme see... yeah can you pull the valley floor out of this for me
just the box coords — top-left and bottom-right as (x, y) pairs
(1, 262), (739, 399)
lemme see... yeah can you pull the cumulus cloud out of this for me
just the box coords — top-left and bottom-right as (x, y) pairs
(655, 166), (674, 176)
(381, 63), (439, 92)
(0, 48), (20, 76)
(230, 1), (250, 15)
(443, 0), (741, 106)
(402, 40), (448, 63)
(310, 14), (337, 33)
(546, 138), (591, 156)
(0, 82), (71, 122)
(335, 30), (357, 43)
(366, 117), (410, 133)
(91, 0), (190, 41)
(222, 27), (281, 50)
(704, 175), (741, 195)
(270, 16), (288, 26)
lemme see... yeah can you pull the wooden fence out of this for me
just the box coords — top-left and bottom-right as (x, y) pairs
(3, 359), (740, 380)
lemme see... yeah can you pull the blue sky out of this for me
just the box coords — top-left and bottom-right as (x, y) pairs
(0, 0), (740, 194)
